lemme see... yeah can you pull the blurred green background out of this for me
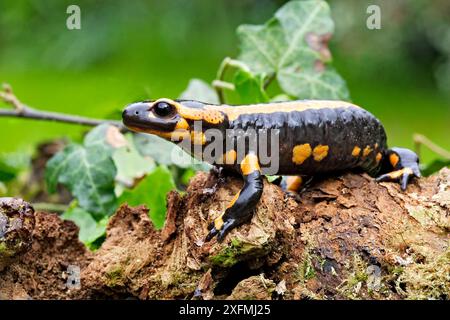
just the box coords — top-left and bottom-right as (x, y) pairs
(1, 0), (449, 163)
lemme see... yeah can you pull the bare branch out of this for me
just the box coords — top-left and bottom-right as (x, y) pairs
(0, 84), (125, 130)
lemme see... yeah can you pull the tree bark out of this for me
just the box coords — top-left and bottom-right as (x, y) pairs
(1, 168), (449, 300)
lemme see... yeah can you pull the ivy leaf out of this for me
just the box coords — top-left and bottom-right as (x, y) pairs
(119, 166), (176, 229)
(62, 207), (107, 247)
(233, 67), (270, 104)
(46, 144), (117, 217)
(112, 133), (155, 195)
(237, 0), (349, 100)
(45, 124), (122, 217)
(85, 123), (128, 151)
(133, 133), (211, 171)
(179, 79), (220, 104)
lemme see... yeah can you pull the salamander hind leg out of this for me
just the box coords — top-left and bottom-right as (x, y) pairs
(280, 175), (313, 193)
(205, 153), (263, 242)
(376, 147), (421, 191)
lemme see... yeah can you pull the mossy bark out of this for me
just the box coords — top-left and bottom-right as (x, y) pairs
(1, 168), (449, 300)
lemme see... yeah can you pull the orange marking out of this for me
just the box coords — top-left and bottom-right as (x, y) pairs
(175, 118), (189, 130)
(214, 100), (360, 121)
(150, 98), (225, 124)
(286, 176), (303, 192)
(292, 144), (312, 165)
(214, 215), (224, 230)
(352, 146), (361, 157)
(376, 152), (382, 164)
(127, 125), (188, 141)
(363, 146), (372, 157)
(226, 191), (241, 210)
(240, 154), (260, 175)
(313, 145), (329, 161)
(389, 153), (399, 168)
(223, 150), (237, 165)
(190, 131), (206, 145)
(388, 168), (413, 179)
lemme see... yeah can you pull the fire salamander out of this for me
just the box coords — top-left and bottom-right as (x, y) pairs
(122, 98), (421, 242)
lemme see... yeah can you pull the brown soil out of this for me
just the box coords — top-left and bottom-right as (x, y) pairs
(1, 168), (449, 300)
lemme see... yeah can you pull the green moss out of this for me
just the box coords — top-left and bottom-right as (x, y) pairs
(337, 254), (370, 299)
(397, 247), (450, 299)
(209, 239), (258, 268)
(104, 265), (125, 287)
(0, 241), (15, 258)
(298, 255), (316, 281)
(408, 208), (450, 232)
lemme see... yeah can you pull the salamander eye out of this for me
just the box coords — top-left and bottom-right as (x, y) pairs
(153, 101), (176, 118)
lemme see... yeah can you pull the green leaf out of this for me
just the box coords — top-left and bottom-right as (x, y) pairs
(179, 79), (220, 104)
(112, 133), (155, 195)
(119, 166), (176, 229)
(237, 0), (349, 100)
(85, 123), (127, 152)
(233, 67), (270, 104)
(0, 159), (19, 182)
(180, 168), (196, 186)
(45, 124), (123, 217)
(0, 153), (30, 182)
(421, 159), (450, 177)
(62, 207), (107, 246)
(46, 144), (117, 216)
(133, 133), (210, 171)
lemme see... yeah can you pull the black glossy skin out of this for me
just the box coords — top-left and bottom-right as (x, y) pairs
(223, 106), (387, 176)
(122, 99), (421, 242)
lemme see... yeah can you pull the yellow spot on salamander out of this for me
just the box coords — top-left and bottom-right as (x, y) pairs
(217, 100), (360, 121)
(223, 150), (237, 165)
(389, 153), (400, 168)
(175, 118), (189, 130)
(352, 146), (361, 157)
(226, 191), (240, 210)
(215, 190), (241, 230)
(286, 176), (303, 192)
(152, 98), (225, 124)
(388, 167), (413, 179)
(240, 153), (260, 175)
(376, 152), (382, 164)
(292, 144), (312, 165)
(190, 131), (206, 145)
(313, 145), (329, 161)
(363, 146), (372, 157)
(214, 215), (224, 230)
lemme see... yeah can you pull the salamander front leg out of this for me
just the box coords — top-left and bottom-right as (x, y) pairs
(376, 147), (421, 191)
(205, 153), (263, 242)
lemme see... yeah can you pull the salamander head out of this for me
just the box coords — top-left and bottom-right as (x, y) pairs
(122, 98), (194, 139)
(122, 98), (225, 140)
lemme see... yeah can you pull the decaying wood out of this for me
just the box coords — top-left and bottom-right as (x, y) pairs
(1, 168), (449, 300)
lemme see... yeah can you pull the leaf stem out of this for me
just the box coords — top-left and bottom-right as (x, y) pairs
(214, 57), (249, 104)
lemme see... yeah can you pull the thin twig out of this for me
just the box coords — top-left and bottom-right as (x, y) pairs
(413, 133), (450, 160)
(0, 84), (125, 130)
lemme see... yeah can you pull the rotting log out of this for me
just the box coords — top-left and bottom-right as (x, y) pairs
(1, 169), (449, 300)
